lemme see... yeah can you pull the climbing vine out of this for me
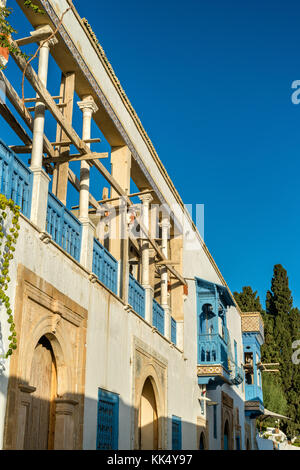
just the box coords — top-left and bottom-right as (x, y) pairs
(0, 195), (20, 358)
(0, 1), (45, 69)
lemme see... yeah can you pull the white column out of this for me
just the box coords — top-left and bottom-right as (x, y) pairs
(139, 193), (153, 323)
(77, 96), (98, 270)
(160, 217), (171, 339)
(30, 34), (57, 230)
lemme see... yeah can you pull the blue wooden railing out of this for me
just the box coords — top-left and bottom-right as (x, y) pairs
(0, 139), (33, 218)
(152, 299), (165, 335)
(92, 238), (118, 294)
(245, 384), (263, 403)
(46, 192), (82, 262)
(128, 274), (145, 318)
(198, 333), (228, 369)
(171, 317), (177, 345)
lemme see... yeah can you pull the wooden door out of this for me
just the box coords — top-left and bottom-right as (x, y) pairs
(24, 336), (57, 449)
(139, 378), (158, 450)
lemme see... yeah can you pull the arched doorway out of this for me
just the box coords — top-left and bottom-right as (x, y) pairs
(24, 336), (57, 450)
(199, 432), (206, 450)
(138, 378), (158, 450)
(223, 420), (230, 450)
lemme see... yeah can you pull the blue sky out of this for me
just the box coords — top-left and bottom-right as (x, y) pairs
(6, 0), (300, 308)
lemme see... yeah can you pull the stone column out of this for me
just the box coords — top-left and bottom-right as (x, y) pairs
(54, 398), (78, 450)
(77, 96), (98, 270)
(16, 383), (36, 449)
(30, 34), (57, 230)
(139, 193), (153, 323)
(160, 217), (171, 339)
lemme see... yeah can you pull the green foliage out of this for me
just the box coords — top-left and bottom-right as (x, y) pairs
(233, 286), (263, 313)
(235, 265), (300, 438)
(262, 373), (288, 416)
(0, 194), (20, 359)
(0, 1), (44, 69)
(23, 1), (44, 15)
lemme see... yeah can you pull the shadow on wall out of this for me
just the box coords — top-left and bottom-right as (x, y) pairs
(0, 336), (250, 450)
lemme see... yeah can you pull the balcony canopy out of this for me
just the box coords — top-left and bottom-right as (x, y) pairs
(195, 277), (235, 308)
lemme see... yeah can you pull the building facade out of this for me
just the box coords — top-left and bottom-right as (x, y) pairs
(0, 0), (265, 450)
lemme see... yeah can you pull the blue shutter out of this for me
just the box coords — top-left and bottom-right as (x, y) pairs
(172, 415), (182, 450)
(96, 389), (119, 450)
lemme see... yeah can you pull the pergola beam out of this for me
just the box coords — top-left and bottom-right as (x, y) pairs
(44, 152), (108, 165)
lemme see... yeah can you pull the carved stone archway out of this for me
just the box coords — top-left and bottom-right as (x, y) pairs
(221, 392), (234, 450)
(3, 265), (87, 450)
(139, 377), (158, 449)
(133, 338), (167, 450)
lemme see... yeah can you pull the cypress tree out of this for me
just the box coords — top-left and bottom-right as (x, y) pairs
(233, 286), (263, 313)
(265, 264), (299, 437)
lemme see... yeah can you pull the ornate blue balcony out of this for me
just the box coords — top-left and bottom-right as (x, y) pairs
(244, 384), (264, 417)
(197, 333), (231, 387)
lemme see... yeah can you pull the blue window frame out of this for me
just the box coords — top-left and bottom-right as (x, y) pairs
(96, 388), (119, 450)
(172, 415), (182, 450)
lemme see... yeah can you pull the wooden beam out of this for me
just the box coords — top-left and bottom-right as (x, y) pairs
(156, 260), (180, 265)
(0, 70), (55, 158)
(26, 102), (67, 113)
(10, 138), (102, 154)
(16, 32), (53, 47)
(24, 96), (62, 103)
(97, 189), (154, 205)
(52, 72), (75, 201)
(52, 137), (101, 147)
(0, 103), (32, 145)
(44, 152), (108, 165)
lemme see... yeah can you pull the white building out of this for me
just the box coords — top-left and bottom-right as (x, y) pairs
(0, 0), (265, 450)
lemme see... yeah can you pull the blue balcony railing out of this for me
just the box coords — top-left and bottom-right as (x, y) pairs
(245, 384), (263, 403)
(92, 238), (118, 294)
(46, 192), (82, 262)
(0, 139), (33, 218)
(171, 317), (177, 345)
(128, 274), (145, 319)
(153, 299), (165, 335)
(198, 334), (228, 369)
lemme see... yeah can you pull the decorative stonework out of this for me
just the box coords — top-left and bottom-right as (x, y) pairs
(196, 364), (230, 384)
(221, 391), (234, 450)
(241, 312), (264, 339)
(244, 421), (252, 450)
(3, 265), (87, 450)
(234, 407), (241, 431)
(132, 337), (167, 450)
(197, 416), (209, 450)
